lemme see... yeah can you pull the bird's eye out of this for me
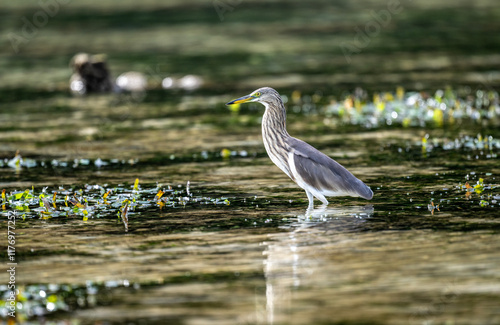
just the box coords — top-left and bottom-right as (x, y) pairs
(253, 92), (261, 97)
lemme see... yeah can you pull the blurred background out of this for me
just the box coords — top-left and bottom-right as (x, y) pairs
(1, 1), (500, 325)
(2, 0), (500, 90)
(1, 0), (500, 159)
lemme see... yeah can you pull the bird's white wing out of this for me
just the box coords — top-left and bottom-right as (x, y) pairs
(288, 137), (373, 199)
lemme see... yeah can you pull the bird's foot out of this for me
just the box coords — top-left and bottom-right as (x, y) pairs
(305, 203), (328, 218)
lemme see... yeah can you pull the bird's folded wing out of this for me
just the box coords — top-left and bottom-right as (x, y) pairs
(288, 137), (373, 199)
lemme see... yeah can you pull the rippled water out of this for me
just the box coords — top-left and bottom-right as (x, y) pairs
(1, 0), (500, 324)
(1, 89), (499, 324)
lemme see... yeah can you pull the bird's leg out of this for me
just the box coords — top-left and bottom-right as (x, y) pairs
(305, 204), (327, 219)
(316, 203), (328, 212)
(306, 190), (314, 209)
(313, 192), (329, 206)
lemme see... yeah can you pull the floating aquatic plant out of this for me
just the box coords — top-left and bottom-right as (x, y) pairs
(120, 199), (130, 232)
(427, 201), (440, 215)
(457, 176), (498, 208)
(0, 280), (137, 321)
(474, 178), (485, 194)
(420, 134), (499, 157)
(321, 87), (499, 129)
(0, 149), (256, 173)
(1, 179), (231, 232)
(0, 151), (137, 171)
(406, 133), (500, 161)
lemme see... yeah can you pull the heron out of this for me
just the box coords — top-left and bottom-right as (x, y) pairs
(226, 87), (373, 208)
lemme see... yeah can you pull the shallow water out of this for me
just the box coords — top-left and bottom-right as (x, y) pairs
(2, 0), (500, 324)
(1, 91), (499, 324)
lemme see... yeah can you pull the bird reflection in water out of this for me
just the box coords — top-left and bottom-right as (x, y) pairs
(262, 205), (374, 324)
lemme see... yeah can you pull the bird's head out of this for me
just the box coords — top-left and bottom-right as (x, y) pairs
(226, 87), (281, 107)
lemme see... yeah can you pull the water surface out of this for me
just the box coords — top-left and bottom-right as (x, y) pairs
(1, 0), (500, 324)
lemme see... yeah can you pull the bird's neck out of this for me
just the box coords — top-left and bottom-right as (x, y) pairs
(262, 100), (289, 139)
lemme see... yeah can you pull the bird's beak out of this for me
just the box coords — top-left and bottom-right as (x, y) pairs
(226, 94), (255, 105)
